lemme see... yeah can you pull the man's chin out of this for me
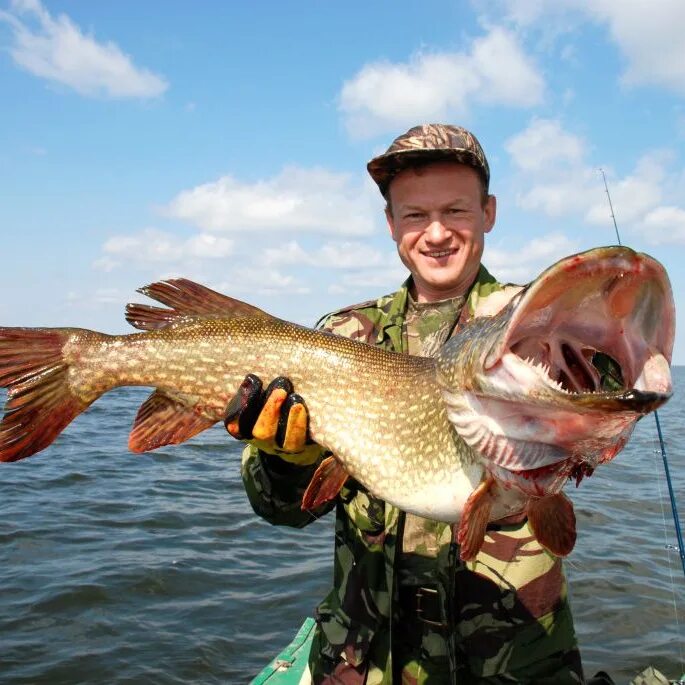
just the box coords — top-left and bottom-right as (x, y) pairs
(420, 270), (465, 291)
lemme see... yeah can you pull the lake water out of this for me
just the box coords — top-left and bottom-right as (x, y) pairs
(1, 370), (684, 684)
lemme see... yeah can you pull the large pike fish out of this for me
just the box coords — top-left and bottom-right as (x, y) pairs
(0, 246), (674, 559)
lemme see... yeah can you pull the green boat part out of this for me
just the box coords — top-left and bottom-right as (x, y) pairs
(250, 618), (316, 684)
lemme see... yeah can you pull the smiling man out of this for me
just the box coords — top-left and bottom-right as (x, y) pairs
(234, 125), (587, 684)
(384, 161), (495, 302)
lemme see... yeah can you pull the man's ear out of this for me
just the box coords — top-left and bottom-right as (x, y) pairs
(484, 195), (496, 234)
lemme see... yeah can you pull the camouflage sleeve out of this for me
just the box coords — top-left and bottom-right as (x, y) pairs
(316, 295), (393, 345)
(317, 310), (358, 336)
(240, 444), (334, 528)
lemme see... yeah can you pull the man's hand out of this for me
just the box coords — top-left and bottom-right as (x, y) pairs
(224, 374), (322, 465)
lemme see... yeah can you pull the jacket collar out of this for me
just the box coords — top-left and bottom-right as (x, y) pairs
(377, 264), (499, 353)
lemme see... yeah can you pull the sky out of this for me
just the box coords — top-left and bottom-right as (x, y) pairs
(1, 0), (684, 363)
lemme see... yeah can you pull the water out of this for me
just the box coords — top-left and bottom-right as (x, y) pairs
(1, 373), (684, 684)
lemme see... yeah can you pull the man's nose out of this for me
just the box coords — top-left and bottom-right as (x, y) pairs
(425, 218), (450, 242)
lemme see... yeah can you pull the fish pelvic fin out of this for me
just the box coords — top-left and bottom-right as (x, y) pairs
(527, 493), (577, 557)
(457, 476), (495, 561)
(129, 390), (216, 452)
(0, 328), (93, 462)
(301, 455), (349, 510)
(125, 278), (272, 331)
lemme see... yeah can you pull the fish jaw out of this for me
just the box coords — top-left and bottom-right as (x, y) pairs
(436, 246), (675, 497)
(484, 246), (674, 396)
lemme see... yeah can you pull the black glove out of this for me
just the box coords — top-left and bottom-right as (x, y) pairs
(224, 374), (321, 465)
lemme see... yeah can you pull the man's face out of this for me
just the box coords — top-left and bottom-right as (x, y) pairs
(386, 161), (496, 303)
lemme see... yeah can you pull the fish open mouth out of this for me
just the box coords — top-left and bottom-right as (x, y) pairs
(439, 247), (674, 485)
(486, 246), (674, 409)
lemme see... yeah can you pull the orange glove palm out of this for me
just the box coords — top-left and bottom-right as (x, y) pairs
(224, 375), (322, 465)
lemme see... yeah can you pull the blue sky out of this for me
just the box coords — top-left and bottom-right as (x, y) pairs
(2, 0), (684, 363)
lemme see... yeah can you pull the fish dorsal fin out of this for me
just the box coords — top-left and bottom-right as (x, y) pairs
(301, 455), (349, 510)
(128, 390), (216, 452)
(526, 493), (576, 557)
(125, 278), (271, 331)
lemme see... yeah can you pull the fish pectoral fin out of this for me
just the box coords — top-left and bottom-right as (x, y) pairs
(128, 390), (215, 453)
(301, 455), (348, 510)
(457, 477), (495, 561)
(527, 493), (577, 557)
(125, 278), (271, 331)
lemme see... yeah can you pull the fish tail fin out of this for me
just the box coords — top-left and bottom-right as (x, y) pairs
(0, 328), (93, 462)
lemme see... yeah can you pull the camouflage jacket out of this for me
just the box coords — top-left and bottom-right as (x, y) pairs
(242, 266), (585, 684)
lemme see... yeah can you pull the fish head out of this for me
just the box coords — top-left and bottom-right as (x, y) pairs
(436, 246), (674, 497)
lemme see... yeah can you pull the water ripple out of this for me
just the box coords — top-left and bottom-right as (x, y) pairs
(1, 379), (684, 683)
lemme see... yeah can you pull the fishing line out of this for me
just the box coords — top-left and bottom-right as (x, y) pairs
(598, 168), (685, 581)
(600, 168), (685, 674)
(651, 437), (685, 671)
(654, 411), (685, 581)
(599, 169), (623, 246)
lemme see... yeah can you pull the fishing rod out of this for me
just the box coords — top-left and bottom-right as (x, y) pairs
(599, 168), (685, 582)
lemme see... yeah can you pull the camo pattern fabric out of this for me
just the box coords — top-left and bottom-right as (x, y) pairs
(366, 124), (490, 195)
(241, 265), (584, 684)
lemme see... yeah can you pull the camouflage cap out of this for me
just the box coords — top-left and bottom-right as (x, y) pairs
(367, 124), (490, 196)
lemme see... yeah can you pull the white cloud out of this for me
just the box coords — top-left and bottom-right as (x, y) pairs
(491, 0), (685, 95)
(587, 0), (685, 94)
(505, 118), (685, 245)
(165, 167), (378, 236)
(0, 0), (167, 98)
(263, 240), (388, 270)
(584, 157), (664, 226)
(94, 228), (233, 271)
(506, 118), (604, 217)
(262, 241), (310, 266)
(92, 256), (119, 273)
(505, 117), (585, 172)
(515, 165), (615, 219)
(67, 286), (123, 306)
(213, 270), (311, 297)
(643, 206), (685, 245)
(185, 233), (235, 258)
(328, 264), (410, 294)
(339, 27), (544, 137)
(485, 232), (580, 283)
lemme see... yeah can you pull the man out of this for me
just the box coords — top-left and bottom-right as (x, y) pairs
(228, 125), (585, 684)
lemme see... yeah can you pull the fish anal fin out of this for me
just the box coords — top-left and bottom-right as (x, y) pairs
(128, 390), (215, 453)
(301, 455), (348, 510)
(457, 477), (495, 561)
(126, 278), (271, 331)
(527, 493), (577, 557)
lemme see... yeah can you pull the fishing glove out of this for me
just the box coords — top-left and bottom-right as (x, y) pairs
(224, 374), (322, 466)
